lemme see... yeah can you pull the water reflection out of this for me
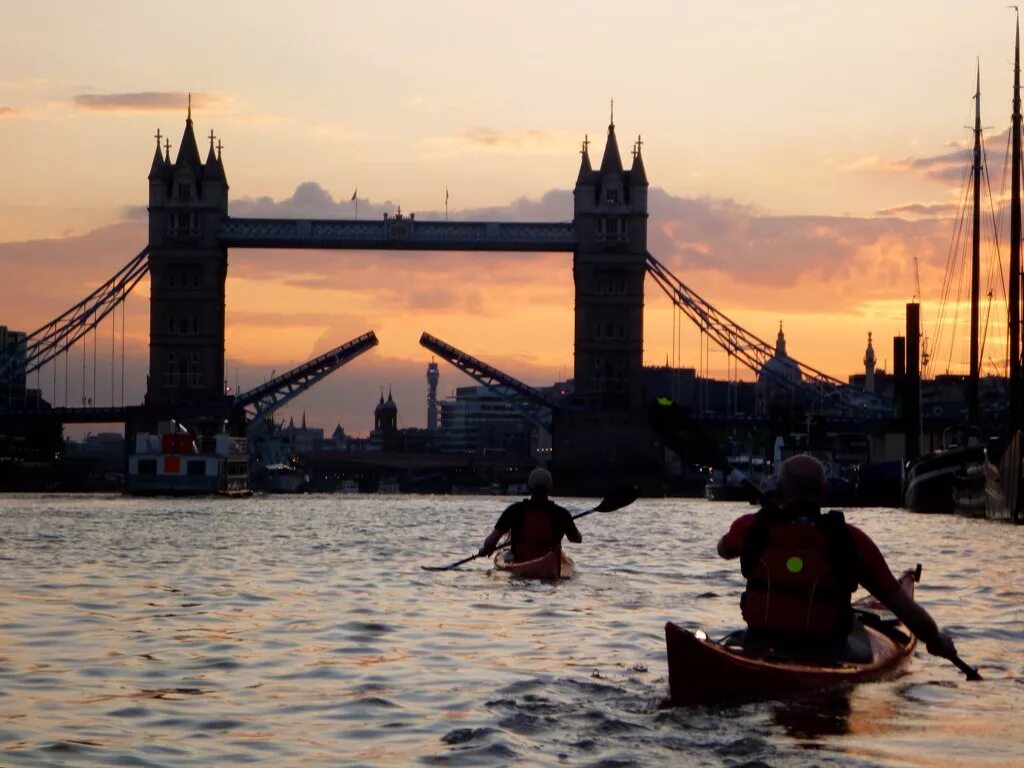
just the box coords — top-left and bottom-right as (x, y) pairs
(770, 689), (854, 739)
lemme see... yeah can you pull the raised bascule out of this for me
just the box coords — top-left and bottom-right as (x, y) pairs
(1, 103), (888, 494)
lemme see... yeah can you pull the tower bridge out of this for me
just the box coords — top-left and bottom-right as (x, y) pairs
(2, 103), (890, 494)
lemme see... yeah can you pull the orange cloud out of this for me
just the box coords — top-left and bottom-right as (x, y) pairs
(0, 106), (23, 117)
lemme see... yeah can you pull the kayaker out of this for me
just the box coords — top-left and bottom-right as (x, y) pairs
(478, 468), (582, 562)
(717, 454), (959, 661)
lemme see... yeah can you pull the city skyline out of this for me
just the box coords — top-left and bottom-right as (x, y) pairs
(0, 2), (1016, 435)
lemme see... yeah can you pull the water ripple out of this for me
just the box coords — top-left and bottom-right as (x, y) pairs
(0, 494), (1019, 766)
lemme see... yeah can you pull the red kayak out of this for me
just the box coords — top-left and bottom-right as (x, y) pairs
(493, 549), (575, 579)
(665, 566), (920, 706)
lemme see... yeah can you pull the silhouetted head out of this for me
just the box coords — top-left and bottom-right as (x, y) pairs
(776, 454), (827, 508)
(528, 467), (553, 497)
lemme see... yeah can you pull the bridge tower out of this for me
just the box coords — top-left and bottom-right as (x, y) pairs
(145, 104), (229, 423)
(554, 110), (661, 494)
(571, 110), (648, 409)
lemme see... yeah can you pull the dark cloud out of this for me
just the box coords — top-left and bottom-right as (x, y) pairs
(459, 127), (561, 150)
(883, 127), (1009, 186)
(71, 91), (218, 112)
(230, 182), (572, 223)
(876, 202), (960, 218)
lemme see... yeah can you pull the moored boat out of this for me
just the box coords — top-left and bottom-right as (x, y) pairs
(126, 421), (251, 497)
(664, 567), (919, 706)
(493, 549), (575, 579)
(904, 444), (984, 513)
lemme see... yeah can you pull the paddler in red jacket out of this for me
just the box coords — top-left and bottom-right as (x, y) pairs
(478, 468), (582, 562)
(717, 454), (958, 660)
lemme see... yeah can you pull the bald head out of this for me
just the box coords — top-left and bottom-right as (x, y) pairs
(776, 454), (827, 507)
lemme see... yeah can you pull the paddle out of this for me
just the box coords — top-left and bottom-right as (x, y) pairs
(420, 483), (640, 572)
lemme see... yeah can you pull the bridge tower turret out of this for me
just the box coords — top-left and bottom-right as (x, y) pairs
(146, 101), (230, 420)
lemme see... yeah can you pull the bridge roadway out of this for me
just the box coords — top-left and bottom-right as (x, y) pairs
(219, 218), (577, 252)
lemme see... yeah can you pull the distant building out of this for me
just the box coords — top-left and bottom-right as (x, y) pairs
(757, 323), (805, 415)
(439, 385), (536, 457)
(371, 389), (399, 450)
(281, 412), (324, 453)
(426, 361), (439, 432)
(863, 332), (877, 393)
(0, 325), (28, 408)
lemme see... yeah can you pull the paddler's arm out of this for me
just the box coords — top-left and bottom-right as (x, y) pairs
(480, 505), (517, 556)
(855, 528), (959, 660)
(565, 518), (582, 544)
(882, 588), (958, 660)
(717, 514), (753, 559)
(717, 535), (739, 559)
(478, 527), (504, 557)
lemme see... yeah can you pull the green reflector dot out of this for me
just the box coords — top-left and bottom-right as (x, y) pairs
(786, 556), (804, 574)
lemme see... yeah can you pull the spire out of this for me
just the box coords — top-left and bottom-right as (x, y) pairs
(864, 331), (876, 368)
(149, 128), (166, 180)
(204, 129), (225, 182)
(387, 387), (393, 403)
(175, 98), (202, 173)
(775, 322), (787, 357)
(599, 116), (623, 175)
(630, 134), (648, 186)
(576, 134), (593, 184)
(301, 410), (306, 429)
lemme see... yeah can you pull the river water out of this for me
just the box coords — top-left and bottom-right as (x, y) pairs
(0, 493), (1020, 767)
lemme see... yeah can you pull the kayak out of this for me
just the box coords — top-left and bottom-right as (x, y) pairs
(664, 566), (920, 706)
(493, 549), (575, 579)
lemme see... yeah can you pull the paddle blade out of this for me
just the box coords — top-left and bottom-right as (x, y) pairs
(953, 655), (983, 681)
(420, 552), (481, 572)
(594, 483), (641, 513)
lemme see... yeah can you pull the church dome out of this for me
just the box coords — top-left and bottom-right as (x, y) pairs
(758, 323), (802, 387)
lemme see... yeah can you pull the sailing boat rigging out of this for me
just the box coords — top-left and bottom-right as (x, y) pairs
(984, 11), (1024, 523)
(904, 63), (991, 514)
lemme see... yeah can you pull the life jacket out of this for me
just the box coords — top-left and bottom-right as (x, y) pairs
(739, 504), (859, 639)
(513, 499), (560, 562)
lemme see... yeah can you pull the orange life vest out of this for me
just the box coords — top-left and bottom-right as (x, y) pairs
(740, 506), (859, 638)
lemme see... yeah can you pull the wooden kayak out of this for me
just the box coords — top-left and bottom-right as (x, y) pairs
(665, 566), (920, 706)
(493, 549), (575, 579)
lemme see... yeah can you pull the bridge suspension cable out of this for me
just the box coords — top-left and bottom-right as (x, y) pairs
(644, 252), (891, 415)
(2, 247), (150, 383)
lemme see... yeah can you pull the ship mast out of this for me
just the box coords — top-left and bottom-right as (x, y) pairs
(1011, 12), (1023, 423)
(970, 61), (982, 426)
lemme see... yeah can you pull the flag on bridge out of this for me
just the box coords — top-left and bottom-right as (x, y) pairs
(351, 187), (357, 201)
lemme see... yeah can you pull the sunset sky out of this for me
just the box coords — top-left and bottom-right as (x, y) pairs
(0, 2), (1018, 435)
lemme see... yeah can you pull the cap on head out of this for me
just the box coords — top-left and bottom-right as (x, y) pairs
(776, 454), (827, 505)
(528, 467), (553, 492)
